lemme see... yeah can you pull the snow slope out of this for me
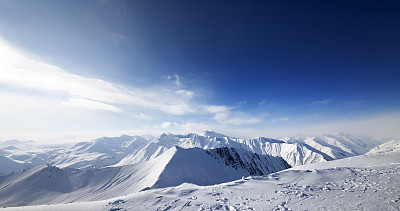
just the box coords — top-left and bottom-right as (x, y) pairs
(366, 139), (400, 154)
(0, 146), (289, 207)
(5, 140), (399, 211)
(0, 148), (173, 207)
(0, 155), (26, 176)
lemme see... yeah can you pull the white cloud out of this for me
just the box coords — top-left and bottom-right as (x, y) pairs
(167, 74), (181, 86)
(160, 122), (179, 128)
(0, 38), (195, 116)
(346, 100), (368, 106)
(224, 117), (263, 125)
(309, 99), (331, 105)
(63, 98), (122, 113)
(203, 105), (264, 125)
(136, 113), (150, 120)
(271, 116), (289, 122)
(176, 89), (194, 98)
(0, 37), (268, 139)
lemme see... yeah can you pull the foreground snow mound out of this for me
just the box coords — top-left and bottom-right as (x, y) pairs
(7, 140), (399, 211)
(0, 146), (289, 207)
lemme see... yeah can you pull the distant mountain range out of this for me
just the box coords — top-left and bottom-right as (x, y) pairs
(0, 131), (380, 176)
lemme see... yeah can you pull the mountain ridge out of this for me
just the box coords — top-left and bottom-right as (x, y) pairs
(0, 132), (381, 176)
(0, 146), (290, 207)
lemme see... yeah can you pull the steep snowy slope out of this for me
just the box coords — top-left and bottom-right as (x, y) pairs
(7, 140), (399, 211)
(153, 146), (290, 188)
(0, 165), (73, 207)
(236, 137), (330, 166)
(0, 146), (289, 207)
(0, 155), (26, 176)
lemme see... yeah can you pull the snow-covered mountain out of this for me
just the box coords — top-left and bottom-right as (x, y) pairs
(117, 131), (378, 167)
(366, 139), (400, 155)
(4, 139), (398, 211)
(0, 131), (381, 175)
(280, 133), (379, 160)
(0, 146), (289, 207)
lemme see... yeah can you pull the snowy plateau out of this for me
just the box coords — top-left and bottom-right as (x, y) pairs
(0, 131), (399, 210)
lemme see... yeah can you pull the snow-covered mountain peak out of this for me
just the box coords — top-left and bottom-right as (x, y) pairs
(366, 140), (400, 155)
(201, 130), (229, 139)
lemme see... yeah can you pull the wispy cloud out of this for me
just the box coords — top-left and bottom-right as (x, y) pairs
(235, 101), (247, 107)
(0, 38), (195, 115)
(203, 105), (264, 125)
(160, 121), (178, 128)
(63, 98), (122, 113)
(167, 74), (181, 86)
(346, 100), (367, 106)
(309, 99), (331, 106)
(0, 37), (264, 132)
(175, 89), (194, 98)
(271, 116), (289, 123)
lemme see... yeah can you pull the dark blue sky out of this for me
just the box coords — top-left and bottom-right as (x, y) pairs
(0, 0), (399, 140)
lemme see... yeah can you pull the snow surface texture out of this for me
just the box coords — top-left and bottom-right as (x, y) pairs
(3, 140), (399, 210)
(0, 132), (379, 175)
(0, 146), (289, 207)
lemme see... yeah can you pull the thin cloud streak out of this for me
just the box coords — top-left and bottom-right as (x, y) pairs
(271, 116), (289, 123)
(309, 99), (331, 106)
(203, 105), (264, 125)
(62, 98), (122, 113)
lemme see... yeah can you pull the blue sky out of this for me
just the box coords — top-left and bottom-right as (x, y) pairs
(0, 1), (399, 142)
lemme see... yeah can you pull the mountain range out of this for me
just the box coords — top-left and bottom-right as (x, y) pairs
(0, 131), (379, 176)
(0, 134), (397, 210)
(0, 131), (389, 209)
